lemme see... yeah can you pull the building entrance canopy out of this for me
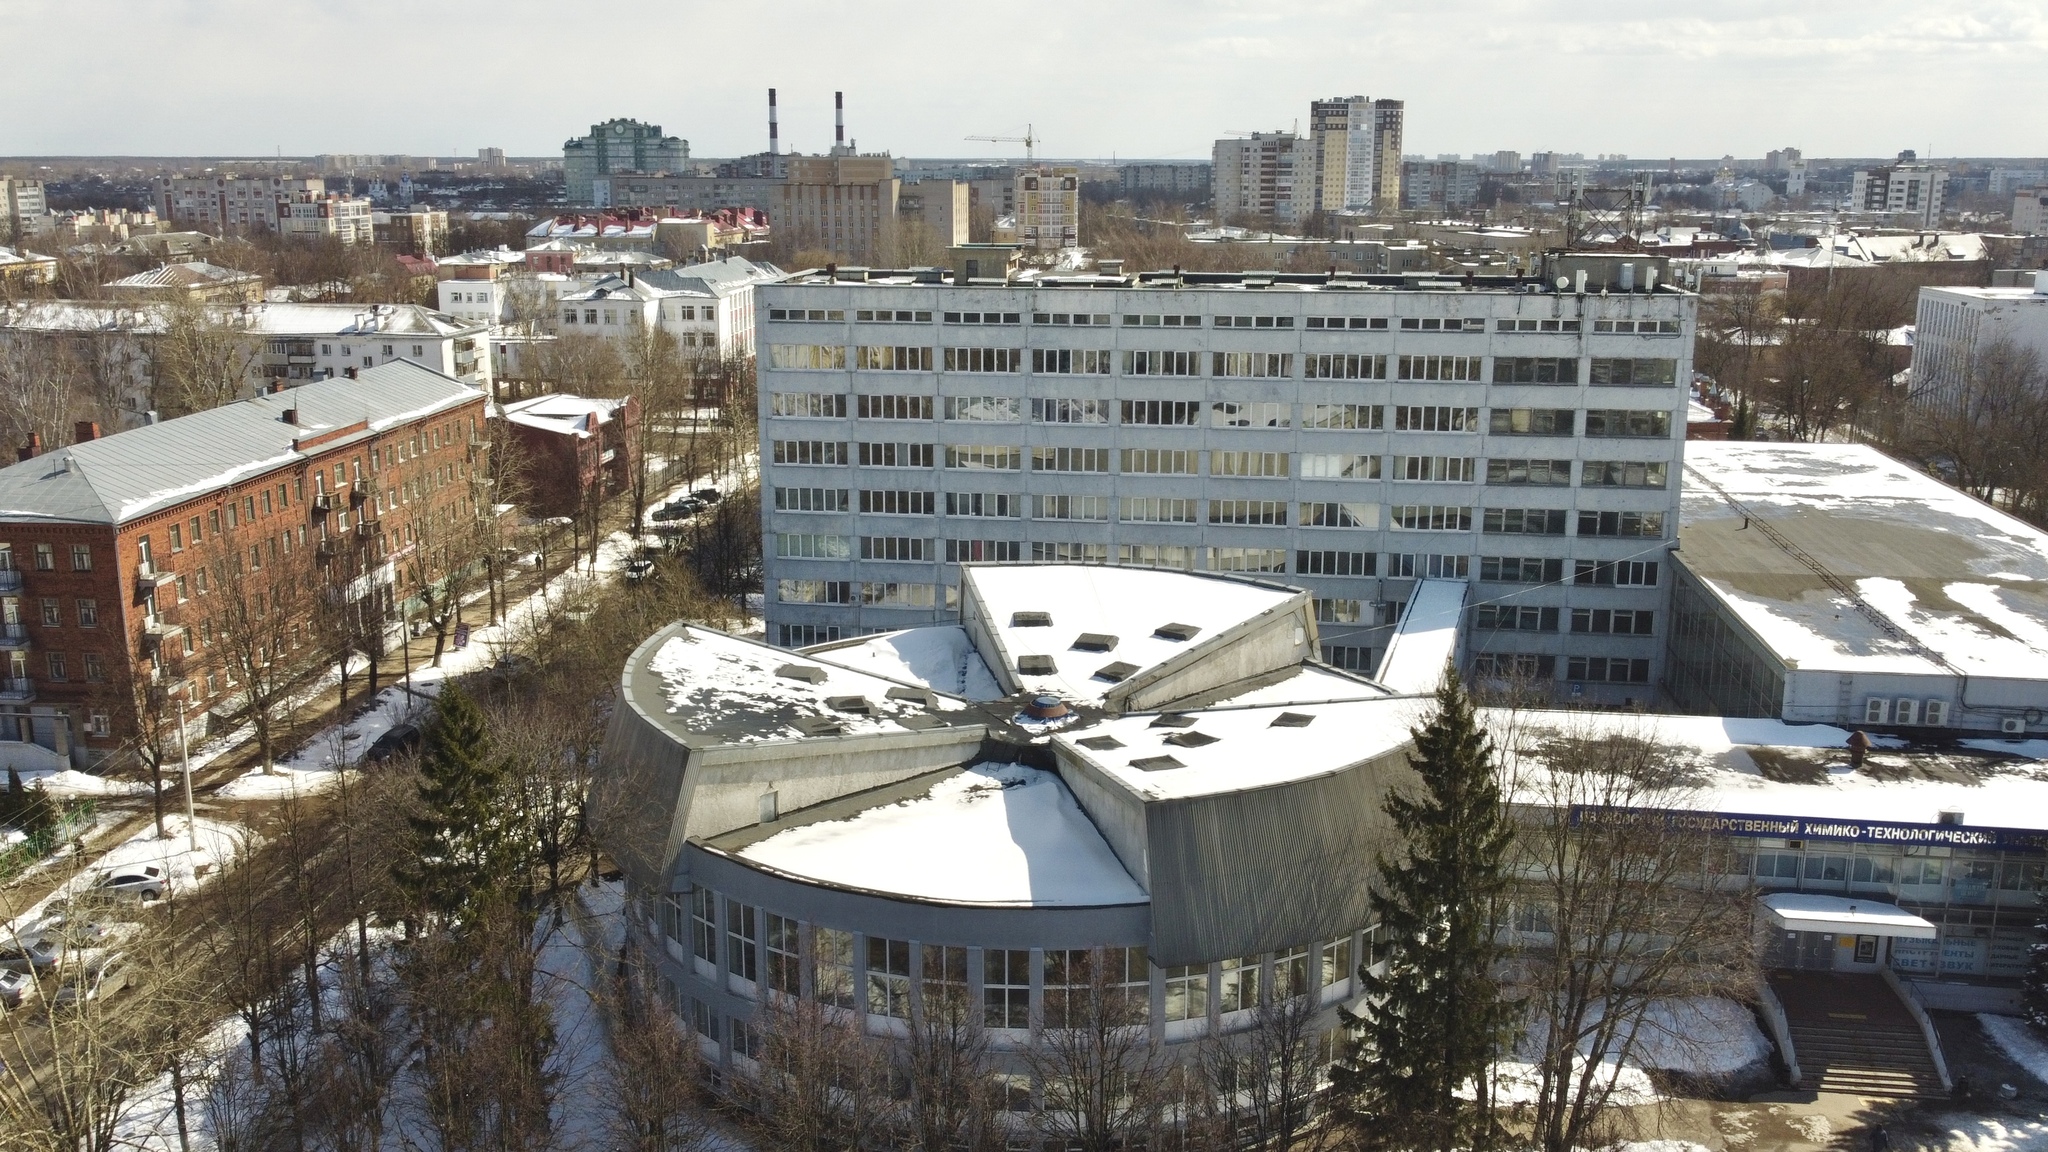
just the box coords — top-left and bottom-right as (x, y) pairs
(1759, 893), (1936, 939)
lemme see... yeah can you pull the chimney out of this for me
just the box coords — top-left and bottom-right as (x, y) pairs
(266, 379), (287, 394)
(18, 432), (42, 461)
(281, 407), (299, 426)
(345, 367), (358, 380)
(73, 421), (100, 443)
(835, 91), (844, 149)
(768, 88), (779, 156)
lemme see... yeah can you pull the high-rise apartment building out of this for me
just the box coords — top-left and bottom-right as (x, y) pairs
(1370, 99), (1405, 211)
(1212, 132), (1302, 226)
(755, 259), (1694, 701)
(1401, 161), (1481, 212)
(157, 175), (371, 240)
(563, 119), (690, 203)
(1851, 155), (1948, 227)
(1015, 167), (1080, 250)
(1306, 96), (1405, 216)
(1, 177), (47, 241)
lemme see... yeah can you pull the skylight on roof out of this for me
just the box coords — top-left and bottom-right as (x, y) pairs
(1149, 714), (1196, 729)
(1165, 731), (1218, 748)
(1077, 735), (1125, 751)
(1017, 655), (1057, 676)
(1154, 622), (1201, 642)
(776, 664), (827, 684)
(1072, 633), (1118, 652)
(1271, 712), (1316, 728)
(1012, 611), (1053, 627)
(1130, 755), (1184, 772)
(795, 717), (845, 737)
(827, 695), (872, 714)
(885, 686), (937, 707)
(1094, 661), (1140, 683)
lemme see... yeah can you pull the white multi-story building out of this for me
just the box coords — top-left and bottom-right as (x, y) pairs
(1015, 167), (1079, 250)
(2013, 188), (2047, 235)
(756, 259), (1695, 701)
(1212, 133), (1302, 226)
(554, 257), (781, 359)
(279, 191), (375, 245)
(1, 177), (47, 239)
(1910, 275), (2048, 418)
(1850, 161), (1948, 227)
(156, 174), (373, 241)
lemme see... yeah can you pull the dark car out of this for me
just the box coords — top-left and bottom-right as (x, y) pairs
(651, 498), (702, 522)
(692, 488), (722, 503)
(365, 722), (423, 764)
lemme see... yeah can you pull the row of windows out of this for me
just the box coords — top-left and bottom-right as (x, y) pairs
(769, 308), (1680, 335)
(775, 447), (1670, 481)
(1467, 653), (1652, 684)
(789, 495), (1667, 538)
(770, 345), (1676, 385)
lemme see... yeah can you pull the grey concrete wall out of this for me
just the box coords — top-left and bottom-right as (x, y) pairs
(683, 726), (989, 841)
(1052, 746), (1153, 888)
(1117, 593), (1314, 712)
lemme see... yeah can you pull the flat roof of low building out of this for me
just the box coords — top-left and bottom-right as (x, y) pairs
(1679, 442), (2048, 678)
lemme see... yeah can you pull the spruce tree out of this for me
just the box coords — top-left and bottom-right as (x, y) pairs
(1332, 669), (1518, 1152)
(395, 684), (514, 926)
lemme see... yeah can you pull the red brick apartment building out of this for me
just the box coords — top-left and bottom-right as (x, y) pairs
(500, 394), (641, 517)
(0, 361), (488, 771)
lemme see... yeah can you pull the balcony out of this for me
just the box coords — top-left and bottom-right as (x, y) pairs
(348, 481), (369, 505)
(312, 491), (335, 513)
(135, 562), (177, 594)
(141, 620), (185, 650)
(0, 623), (28, 650)
(0, 570), (21, 592)
(0, 678), (34, 703)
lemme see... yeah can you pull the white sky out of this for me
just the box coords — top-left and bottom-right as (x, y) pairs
(3, 0), (2044, 160)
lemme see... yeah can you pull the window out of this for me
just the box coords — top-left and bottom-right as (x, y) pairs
(1304, 354), (1387, 380)
(777, 579), (854, 604)
(1399, 316), (1485, 332)
(768, 307), (847, 322)
(1120, 497), (1198, 523)
(1489, 408), (1575, 435)
(1574, 559), (1659, 587)
(944, 445), (1019, 471)
(1576, 510), (1665, 538)
(1029, 311), (1110, 326)
(86, 709), (110, 737)
(83, 652), (104, 682)
(1487, 458), (1573, 486)
(1120, 399), (1201, 426)
(1208, 547), (1287, 573)
(1122, 350), (1202, 376)
(1395, 405), (1479, 431)
(1316, 598), (1364, 624)
(1296, 549), (1374, 576)
(942, 347), (1020, 373)
(984, 949), (1030, 1029)
(1034, 495), (1112, 522)
(1472, 653), (1557, 679)
(1572, 608), (1655, 635)
(1484, 508), (1569, 535)
(1031, 447), (1111, 473)
(776, 533), (851, 559)
(1273, 946), (1312, 1000)
(169, 523), (183, 552)
(772, 440), (849, 465)
(945, 539), (1023, 562)
(1580, 460), (1668, 488)
(33, 544), (52, 570)
(70, 545), (91, 572)
(1393, 455), (1475, 482)
(1163, 964), (1208, 1022)
(1496, 317), (1582, 333)
(940, 310), (1016, 324)
(857, 489), (935, 515)
(1218, 955), (1260, 1014)
(1386, 553), (1469, 578)
(944, 395), (1020, 421)
(921, 944), (970, 1016)
(1323, 645), (1372, 670)
(1492, 357), (1580, 385)
(1584, 409), (1672, 438)
(1566, 656), (1651, 683)
(1030, 348), (1113, 375)
(1120, 449), (1196, 475)
(770, 392), (847, 417)
(1474, 605), (1559, 632)
(944, 492), (1022, 518)
(726, 899), (757, 982)
(1209, 500), (1288, 525)
(39, 598), (58, 627)
(1320, 937), (1353, 992)
(46, 652), (67, 680)
(1032, 397), (1111, 424)
(1299, 453), (1380, 480)
(861, 581), (944, 608)
(1210, 450), (1288, 478)
(817, 928), (856, 1008)
(768, 344), (848, 370)
(867, 936), (912, 1018)
(1212, 352), (1292, 378)
(856, 442), (934, 468)
(857, 346), (934, 372)
(1300, 502), (1378, 529)
(774, 487), (850, 512)
(1212, 314), (1295, 329)
(1397, 355), (1482, 382)
(1481, 556), (1564, 584)
(1304, 403), (1384, 429)
(1592, 319), (1682, 335)
(1306, 315), (1389, 330)
(1589, 358), (1678, 387)
(778, 624), (843, 647)
(1392, 505), (1472, 531)
(1121, 313), (1202, 327)
(1120, 543), (1198, 570)
(1211, 401), (1291, 428)
(858, 308), (934, 323)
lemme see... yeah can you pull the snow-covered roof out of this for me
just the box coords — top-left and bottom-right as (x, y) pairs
(805, 626), (1005, 701)
(964, 564), (1303, 705)
(1760, 893), (1935, 938)
(1374, 578), (1464, 694)
(1679, 441), (2048, 679)
(643, 625), (969, 744)
(501, 394), (627, 437)
(0, 360), (482, 525)
(103, 261), (259, 291)
(734, 763), (1145, 907)
(0, 299), (484, 339)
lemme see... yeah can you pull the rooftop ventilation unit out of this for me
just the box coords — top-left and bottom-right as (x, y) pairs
(1011, 611), (1053, 627)
(1165, 731), (1218, 748)
(1154, 622), (1200, 642)
(1072, 633), (1118, 652)
(1270, 712), (1316, 728)
(794, 716), (845, 737)
(1937, 809), (1964, 826)
(1017, 654), (1057, 676)
(1129, 755), (1184, 772)
(1077, 735), (1125, 751)
(1149, 714), (1196, 729)
(1024, 694), (1070, 720)
(776, 664), (827, 684)
(1094, 661), (1140, 683)
(885, 686), (937, 708)
(826, 695), (872, 714)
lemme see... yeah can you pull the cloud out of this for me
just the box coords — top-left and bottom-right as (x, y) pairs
(0, 0), (2041, 159)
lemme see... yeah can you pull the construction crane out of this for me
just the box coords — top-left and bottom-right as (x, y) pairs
(965, 124), (1036, 161)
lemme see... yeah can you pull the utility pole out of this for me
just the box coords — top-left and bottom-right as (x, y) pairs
(176, 700), (197, 857)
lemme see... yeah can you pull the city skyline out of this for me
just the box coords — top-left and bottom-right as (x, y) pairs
(2, 0), (2044, 160)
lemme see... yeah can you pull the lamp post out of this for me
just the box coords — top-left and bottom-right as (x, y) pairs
(176, 699), (197, 857)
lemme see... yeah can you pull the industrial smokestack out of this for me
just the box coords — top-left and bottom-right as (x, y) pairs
(835, 91), (844, 148)
(768, 88), (779, 155)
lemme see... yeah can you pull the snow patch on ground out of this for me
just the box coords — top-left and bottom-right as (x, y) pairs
(1927, 1115), (2048, 1152)
(1980, 1014), (2048, 1086)
(35, 768), (148, 798)
(1516, 996), (1772, 1078)
(2, 815), (247, 938)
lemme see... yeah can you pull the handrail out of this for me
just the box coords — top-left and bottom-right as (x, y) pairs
(1879, 965), (1952, 1093)
(1757, 979), (1801, 1087)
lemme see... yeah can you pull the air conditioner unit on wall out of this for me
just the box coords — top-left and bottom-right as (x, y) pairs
(2001, 717), (2026, 735)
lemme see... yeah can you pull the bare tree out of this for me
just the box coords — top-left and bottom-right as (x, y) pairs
(598, 956), (712, 1152)
(901, 971), (1002, 1152)
(751, 994), (897, 1150)
(152, 298), (260, 416)
(197, 518), (324, 772)
(1027, 947), (1168, 1152)
(1193, 973), (1332, 1152)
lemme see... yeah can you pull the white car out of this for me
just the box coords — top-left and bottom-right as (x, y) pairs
(0, 967), (29, 1008)
(96, 864), (169, 901)
(51, 952), (127, 1005)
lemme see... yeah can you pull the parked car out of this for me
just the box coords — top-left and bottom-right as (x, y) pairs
(651, 497), (706, 522)
(624, 558), (656, 583)
(692, 488), (722, 503)
(0, 966), (29, 1008)
(365, 722), (423, 764)
(52, 951), (128, 1005)
(96, 864), (169, 902)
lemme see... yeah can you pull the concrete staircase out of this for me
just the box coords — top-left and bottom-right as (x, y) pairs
(1769, 971), (1946, 1099)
